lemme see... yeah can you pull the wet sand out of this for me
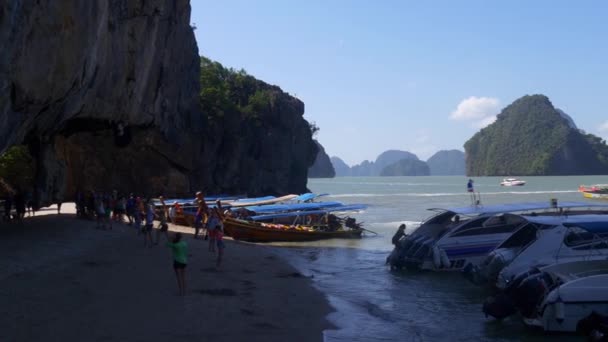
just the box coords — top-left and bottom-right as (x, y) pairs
(0, 206), (333, 341)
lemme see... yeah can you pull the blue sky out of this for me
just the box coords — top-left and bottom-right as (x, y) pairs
(191, 0), (608, 166)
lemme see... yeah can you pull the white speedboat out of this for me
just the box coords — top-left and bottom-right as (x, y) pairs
(494, 215), (608, 290)
(501, 178), (526, 186)
(483, 259), (608, 330)
(387, 201), (607, 272)
(466, 210), (608, 287)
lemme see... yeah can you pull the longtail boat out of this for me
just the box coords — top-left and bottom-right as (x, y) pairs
(223, 217), (363, 242)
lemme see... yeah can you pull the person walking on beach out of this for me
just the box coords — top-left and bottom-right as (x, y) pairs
(143, 198), (155, 247)
(126, 193), (135, 225)
(155, 196), (169, 245)
(216, 221), (226, 269)
(167, 232), (187, 296)
(193, 191), (208, 239)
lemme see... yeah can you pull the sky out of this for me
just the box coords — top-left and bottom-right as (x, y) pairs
(190, 0), (608, 166)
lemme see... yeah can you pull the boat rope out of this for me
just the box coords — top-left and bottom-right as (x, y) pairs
(362, 227), (378, 235)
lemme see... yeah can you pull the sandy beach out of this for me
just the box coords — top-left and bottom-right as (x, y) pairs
(0, 205), (333, 341)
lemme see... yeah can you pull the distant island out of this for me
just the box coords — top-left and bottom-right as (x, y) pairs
(308, 141), (335, 178)
(330, 149), (465, 177)
(465, 94), (608, 176)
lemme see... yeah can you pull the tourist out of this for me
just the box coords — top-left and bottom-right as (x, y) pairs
(193, 191), (208, 239)
(95, 193), (106, 229)
(75, 190), (84, 218)
(126, 193), (135, 225)
(167, 232), (187, 296)
(392, 224), (406, 245)
(14, 190), (26, 221)
(143, 198), (155, 247)
(133, 200), (143, 235)
(3, 194), (12, 222)
(207, 200), (225, 252)
(216, 221), (225, 269)
(155, 196), (169, 244)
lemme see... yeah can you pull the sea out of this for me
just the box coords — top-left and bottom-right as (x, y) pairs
(270, 176), (608, 342)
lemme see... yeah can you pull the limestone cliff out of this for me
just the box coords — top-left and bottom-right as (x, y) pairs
(330, 157), (351, 177)
(426, 150), (465, 175)
(0, 0), (316, 204)
(464, 95), (608, 176)
(308, 141), (335, 178)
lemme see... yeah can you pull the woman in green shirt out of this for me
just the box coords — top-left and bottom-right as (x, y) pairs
(167, 232), (187, 296)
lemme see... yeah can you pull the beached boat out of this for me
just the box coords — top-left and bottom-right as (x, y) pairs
(500, 178), (526, 186)
(493, 216), (608, 290)
(465, 211), (608, 287)
(483, 259), (608, 333)
(223, 217), (363, 242)
(224, 204), (367, 242)
(387, 201), (608, 272)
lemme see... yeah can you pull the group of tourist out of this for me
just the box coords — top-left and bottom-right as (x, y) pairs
(2, 190), (35, 222)
(75, 189), (226, 296)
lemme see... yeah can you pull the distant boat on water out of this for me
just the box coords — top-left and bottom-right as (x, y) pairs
(579, 184), (608, 200)
(500, 178), (526, 186)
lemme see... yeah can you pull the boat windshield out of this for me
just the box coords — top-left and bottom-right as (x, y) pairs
(449, 214), (527, 237)
(564, 226), (608, 250)
(413, 211), (471, 238)
(497, 222), (553, 249)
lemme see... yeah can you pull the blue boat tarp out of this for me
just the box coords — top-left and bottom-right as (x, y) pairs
(249, 204), (367, 221)
(431, 201), (608, 216)
(292, 193), (329, 202)
(241, 201), (343, 214)
(232, 196), (276, 203)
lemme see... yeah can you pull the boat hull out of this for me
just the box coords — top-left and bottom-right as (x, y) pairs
(581, 191), (608, 200)
(223, 218), (363, 242)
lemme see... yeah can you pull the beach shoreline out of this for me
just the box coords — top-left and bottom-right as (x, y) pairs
(0, 205), (335, 341)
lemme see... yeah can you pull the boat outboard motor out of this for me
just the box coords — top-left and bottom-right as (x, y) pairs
(511, 272), (557, 318)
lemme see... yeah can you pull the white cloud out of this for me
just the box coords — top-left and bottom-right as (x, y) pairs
(450, 96), (500, 121)
(599, 120), (608, 132)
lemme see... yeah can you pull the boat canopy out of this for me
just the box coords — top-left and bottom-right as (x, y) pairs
(429, 201), (608, 216)
(242, 201), (343, 214)
(249, 204), (367, 221)
(524, 214), (608, 226)
(563, 217), (608, 234)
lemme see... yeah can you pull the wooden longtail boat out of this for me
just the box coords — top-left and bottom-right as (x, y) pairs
(223, 217), (363, 242)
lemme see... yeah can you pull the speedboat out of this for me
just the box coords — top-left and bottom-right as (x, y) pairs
(387, 201), (605, 272)
(579, 185), (608, 200)
(465, 210), (608, 287)
(483, 260), (608, 333)
(493, 215), (608, 290)
(500, 178), (526, 186)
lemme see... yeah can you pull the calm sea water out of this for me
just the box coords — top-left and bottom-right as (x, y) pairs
(272, 176), (608, 342)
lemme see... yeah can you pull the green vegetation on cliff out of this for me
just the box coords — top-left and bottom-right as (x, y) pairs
(0, 145), (34, 193)
(380, 159), (430, 176)
(464, 94), (608, 176)
(198, 56), (317, 194)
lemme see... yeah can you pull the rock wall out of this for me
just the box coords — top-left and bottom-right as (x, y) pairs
(0, 0), (315, 204)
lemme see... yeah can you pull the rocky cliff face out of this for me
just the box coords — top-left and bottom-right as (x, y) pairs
(308, 141), (335, 178)
(0, 0), (315, 204)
